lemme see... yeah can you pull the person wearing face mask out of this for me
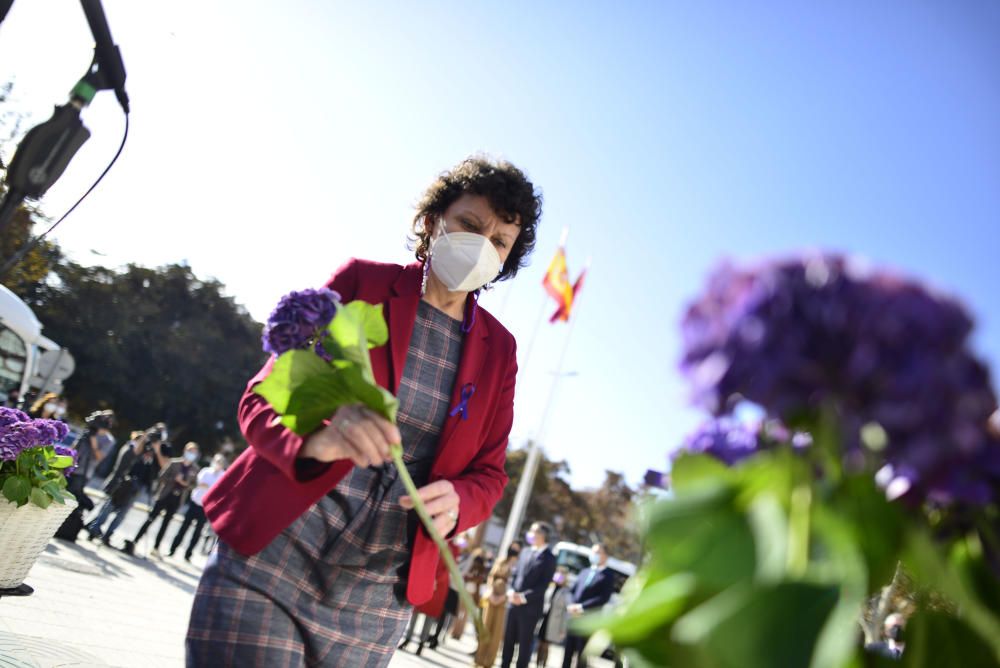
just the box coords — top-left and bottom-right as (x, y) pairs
(168, 453), (227, 562)
(537, 567), (571, 667)
(562, 544), (615, 668)
(502, 522), (558, 668)
(187, 156), (542, 667)
(126, 441), (200, 558)
(29, 391), (58, 417)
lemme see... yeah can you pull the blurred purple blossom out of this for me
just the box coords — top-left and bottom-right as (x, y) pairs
(262, 288), (341, 356)
(680, 254), (1000, 506)
(674, 417), (808, 466)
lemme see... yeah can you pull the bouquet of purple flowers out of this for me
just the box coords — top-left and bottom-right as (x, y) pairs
(582, 254), (1000, 668)
(1, 407), (77, 508)
(254, 288), (487, 640)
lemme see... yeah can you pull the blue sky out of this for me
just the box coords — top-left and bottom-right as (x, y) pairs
(2, 1), (998, 490)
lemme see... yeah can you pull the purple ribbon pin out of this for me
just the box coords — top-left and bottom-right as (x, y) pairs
(450, 383), (476, 420)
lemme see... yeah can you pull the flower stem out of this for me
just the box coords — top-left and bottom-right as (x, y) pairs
(787, 483), (812, 577)
(390, 443), (488, 644)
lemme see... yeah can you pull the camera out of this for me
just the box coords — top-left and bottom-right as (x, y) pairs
(140, 423), (169, 454)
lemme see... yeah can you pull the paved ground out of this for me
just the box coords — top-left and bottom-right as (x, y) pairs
(0, 489), (603, 667)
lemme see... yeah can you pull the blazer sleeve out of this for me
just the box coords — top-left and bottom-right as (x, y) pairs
(448, 342), (516, 535)
(519, 550), (557, 604)
(237, 258), (361, 483)
(578, 570), (616, 610)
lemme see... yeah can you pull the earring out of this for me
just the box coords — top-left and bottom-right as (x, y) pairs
(421, 256), (431, 296)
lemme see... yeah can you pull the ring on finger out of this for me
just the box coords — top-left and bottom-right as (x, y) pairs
(337, 416), (354, 436)
(446, 509), (458, 523)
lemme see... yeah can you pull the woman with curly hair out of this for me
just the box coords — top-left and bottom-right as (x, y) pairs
(186, 155), (543, 667)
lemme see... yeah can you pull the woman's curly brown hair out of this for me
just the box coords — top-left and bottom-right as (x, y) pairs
(412, 156), (542, 283)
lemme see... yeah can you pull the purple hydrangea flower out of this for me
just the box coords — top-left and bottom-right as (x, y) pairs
(261, 288), (341, 356)
(0, 406), (29, 429)
(0, 411), (74, 463)
(680, 254), (1000, 506)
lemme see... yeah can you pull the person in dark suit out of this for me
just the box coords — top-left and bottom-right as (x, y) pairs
(562, 543), (616, 668)
(501, 521), (558, 668)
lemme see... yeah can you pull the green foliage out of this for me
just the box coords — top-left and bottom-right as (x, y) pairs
(254, 301), (399, 435)
(584, 446), (1000, 667)
(22, 261), (265, 449)
(0, 446), (71, 508)
(901, 611), (998, 667)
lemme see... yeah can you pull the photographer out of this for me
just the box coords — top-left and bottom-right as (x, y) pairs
(126, 441), (200, 558)
(169, 453), (227, 562)
(85, 428), (169, 547)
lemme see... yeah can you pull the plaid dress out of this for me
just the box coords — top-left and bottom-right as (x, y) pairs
(187, 301), (463, 667)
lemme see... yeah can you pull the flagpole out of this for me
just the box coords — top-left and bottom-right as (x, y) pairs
(516, 227), (569, 386)
(498, 256), (590, 561)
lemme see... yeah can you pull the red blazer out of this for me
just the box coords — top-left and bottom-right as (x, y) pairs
(203, 258), (516, 606)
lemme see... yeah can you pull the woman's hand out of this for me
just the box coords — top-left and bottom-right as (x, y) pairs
(299, 404), (400, 468)
(400, 479), (460, 536)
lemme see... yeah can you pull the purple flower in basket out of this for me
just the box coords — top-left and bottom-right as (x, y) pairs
(0, 409), (73, 463)
(0, 406), (29, 429)
(262, 288), (341, 356)
(680, 254), (1000, 505)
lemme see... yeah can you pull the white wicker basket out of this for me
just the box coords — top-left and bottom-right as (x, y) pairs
(0, 496), (77, 589)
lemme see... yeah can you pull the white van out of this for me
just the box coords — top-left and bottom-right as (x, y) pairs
(0, 284), (73, 402)
(551, 540), (636, 598)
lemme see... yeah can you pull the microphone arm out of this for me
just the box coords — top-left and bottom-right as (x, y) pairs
(0, 0), (128, 235)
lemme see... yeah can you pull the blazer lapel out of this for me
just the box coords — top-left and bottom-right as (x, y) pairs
(383, 264), (423, 393)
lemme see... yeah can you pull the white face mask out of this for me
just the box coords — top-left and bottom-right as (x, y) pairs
(44, 402), (57, 413)
(184, 451), (198, 463)
(428, 220), (502, 293)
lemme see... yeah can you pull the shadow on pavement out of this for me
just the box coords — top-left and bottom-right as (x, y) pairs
(42, 537), (201, 595)
(394, 648), (456, 668)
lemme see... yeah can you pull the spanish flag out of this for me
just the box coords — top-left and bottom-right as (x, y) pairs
(549, 267), (586, 323)
(542, 247), (575, 322)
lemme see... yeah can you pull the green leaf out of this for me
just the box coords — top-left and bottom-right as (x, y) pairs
(831, 473), (905, 589)
(254, 350), (337, 413)
(29, 486), (51, 509)
(901, 610), (1000, 667)
(332, 363), (399, 424)
(573, 573), (697, 644)
(263, 356), (401, 435)
(279, 367), (359, 435)
(328, 300), (388, 350)
(672, 581), (840, 668)
(643, 486), (757, 590)
(950, 533), (1000, 616)
(732, 449), (806, 511)
(49, 455), (74, 469)
(746, 493), (788, 582)
(670, 453), (733, 493)
(41, 481), (67, 503)
(2, 475), (31, 506)
(809, 507), (868, 668)
(903, 529), (1000, 660)
(325, 301), (388, 382)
